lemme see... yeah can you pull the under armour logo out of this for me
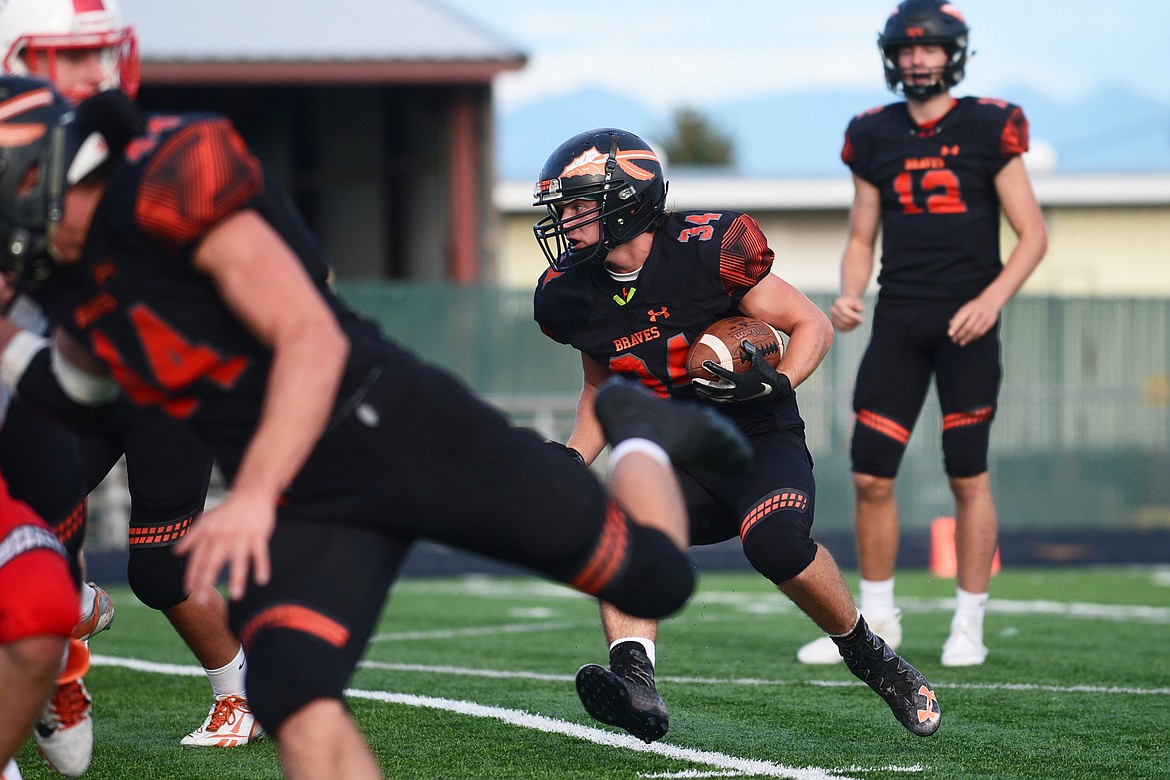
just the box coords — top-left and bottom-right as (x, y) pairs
(917, 685), (940, 724)
(941, 145), (960, 156)
(612, 286), (636, 306)
(647, 307), (669, 322)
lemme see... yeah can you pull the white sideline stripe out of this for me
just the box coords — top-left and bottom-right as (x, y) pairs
(343, 688), (882, 780)
(88, 654), (1170, 698)
(349, 660), (1170, 696)
(360, 660), (571, 682)
(370, 620), (578, 642)
(396, 580), (1170, 624)
(86, 653), (906, 779)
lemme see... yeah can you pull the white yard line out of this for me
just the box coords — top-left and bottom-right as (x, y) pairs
(345, 688), (883, 780)
(394, 579), (1170, 624)
(88, 653), (911, 780)
(88, 654), (1170, 697)
(89, 651), (1170, 778)
(370, 620), (578, 642)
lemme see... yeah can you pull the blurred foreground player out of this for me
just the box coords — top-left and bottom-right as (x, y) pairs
(0, 0), (259, 748)
(0, 78), (752, 779)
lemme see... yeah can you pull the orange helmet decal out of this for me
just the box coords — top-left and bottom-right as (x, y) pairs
(939, 4), (966, 22)
(559, 146), (659, 181)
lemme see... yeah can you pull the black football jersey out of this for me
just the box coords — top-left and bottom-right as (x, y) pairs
(842, 96), (1029, 301)
(534, 210), (803, 436)
(35, 112), (392, 478)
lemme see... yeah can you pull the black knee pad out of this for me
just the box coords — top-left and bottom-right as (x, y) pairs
(127, 544), (187, 610)
(850, 411), (910, 479)
(240, 624), (353, 733)
(596, 522), (695, 619)
(942, 411), (993, 477)
(740, 489), (817, 585)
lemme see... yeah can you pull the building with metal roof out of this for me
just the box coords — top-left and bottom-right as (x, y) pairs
(121, 0), (524, 282)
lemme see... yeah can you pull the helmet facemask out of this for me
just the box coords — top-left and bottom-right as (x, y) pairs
(15, 31), (140, 104)
(880, 39), (968, 99)
(0, 78), (138, 290)
(0, 89), (71, 289)
(533, 129), (667, 272)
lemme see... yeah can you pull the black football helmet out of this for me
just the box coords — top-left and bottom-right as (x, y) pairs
(0, 76), (74, 287)
(533, 128), (667, 271)
(0, 76), (138, 287)
(878, 0), (970, 99)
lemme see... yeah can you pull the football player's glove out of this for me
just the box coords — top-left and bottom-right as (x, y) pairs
(693, 340), (792, 404)
(546, 439), (586, 466)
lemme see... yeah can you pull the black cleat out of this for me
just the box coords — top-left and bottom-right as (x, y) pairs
(575, 641), (669, 743)
(593, 377), (752, 477)
(835, 616), (941, 736)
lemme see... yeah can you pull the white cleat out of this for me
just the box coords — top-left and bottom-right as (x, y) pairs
(797, 610), (903, 665)
(180, 695), (264, 747)
(941, 622), (988, 667)
(2, 757), (22, 780)
(35, 678), (93, 778)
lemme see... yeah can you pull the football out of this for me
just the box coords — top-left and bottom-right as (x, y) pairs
(685, 316), (785, 381)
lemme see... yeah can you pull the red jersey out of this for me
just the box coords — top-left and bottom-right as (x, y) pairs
(0, 471), (76, 642)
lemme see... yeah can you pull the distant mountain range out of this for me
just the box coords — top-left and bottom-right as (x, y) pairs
(497, 85), (1170, 181)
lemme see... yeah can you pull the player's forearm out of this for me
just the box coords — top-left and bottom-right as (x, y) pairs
(981, 227), (1048, 310)
(567, 382), (607, 465)
(231, 324), (349, 503)
(839, 241), (875, 299)
(778, 311), (834, 389)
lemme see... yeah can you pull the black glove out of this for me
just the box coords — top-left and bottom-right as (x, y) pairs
(545, 439), (586, 466)
(693, 340), (792, 404)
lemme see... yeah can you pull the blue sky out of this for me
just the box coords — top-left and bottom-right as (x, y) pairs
(438, 1), (1170, 178)
(443, 1), (1170, 108)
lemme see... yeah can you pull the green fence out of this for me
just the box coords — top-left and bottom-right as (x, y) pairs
(336, 282), (1170, 535)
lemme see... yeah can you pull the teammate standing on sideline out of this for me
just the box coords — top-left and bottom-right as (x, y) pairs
(0, 77), (751, 779)
(532, 127), (940, 742)
(797, 0), (1047, 668)
(0, 0), (260, 754)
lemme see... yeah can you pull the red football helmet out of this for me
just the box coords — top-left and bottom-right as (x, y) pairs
(0, 0), (139, 103)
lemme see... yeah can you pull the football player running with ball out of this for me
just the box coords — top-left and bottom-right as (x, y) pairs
(797, 0), (1047, 668)
(532, 127), (941, 742)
